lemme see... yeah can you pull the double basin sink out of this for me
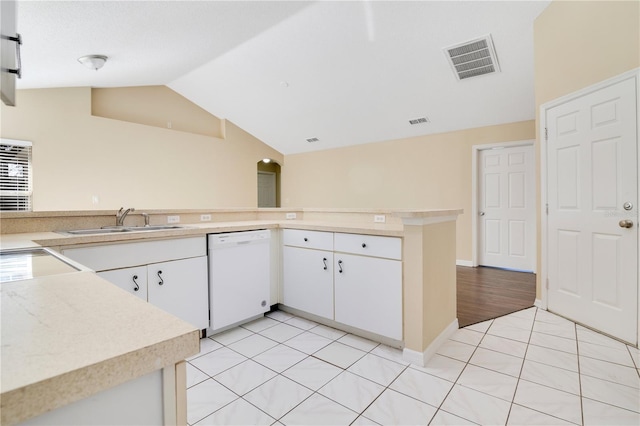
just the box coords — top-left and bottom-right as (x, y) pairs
(63, 225), (186, 235)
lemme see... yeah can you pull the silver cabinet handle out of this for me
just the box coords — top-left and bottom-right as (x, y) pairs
(157, 270), (164, 285)
(322, 257), (328, 270)
(132, 275), (140, 292)
(619, 220), (634, 229)
(338, 260), (343, 273)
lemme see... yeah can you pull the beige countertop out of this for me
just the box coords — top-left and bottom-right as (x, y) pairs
(0, 271), (199, 425)
(0, 208), (461, 424)
(1, 219), (410, 250)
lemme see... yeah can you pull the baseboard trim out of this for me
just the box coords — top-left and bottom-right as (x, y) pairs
(456, 259), (474, 267)
(534, 298), (546, 310)
(402, 318), (459, 367)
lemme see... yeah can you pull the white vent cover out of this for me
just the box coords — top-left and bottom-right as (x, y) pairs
(444, 35), (500, 80)
(409, 117), (429, 125)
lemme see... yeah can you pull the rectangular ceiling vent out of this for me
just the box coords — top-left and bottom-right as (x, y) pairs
(444, 34), (501, 81)
(306, 137), (319, 143)
(409, 117), (429, 125)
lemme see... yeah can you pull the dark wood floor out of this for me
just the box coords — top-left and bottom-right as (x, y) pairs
(457, 266), (536, 328)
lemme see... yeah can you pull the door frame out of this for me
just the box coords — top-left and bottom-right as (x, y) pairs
(471, 140), (536, 270)
(539, 68), (640, 345)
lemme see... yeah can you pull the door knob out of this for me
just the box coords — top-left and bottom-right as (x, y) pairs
(479, 212), (485, 216)
(619, 220), (634, 228)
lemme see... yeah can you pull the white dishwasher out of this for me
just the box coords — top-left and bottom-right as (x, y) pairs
(208, 229), (271, 332)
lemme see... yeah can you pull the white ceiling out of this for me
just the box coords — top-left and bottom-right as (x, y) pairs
(16, 1), (550, 155)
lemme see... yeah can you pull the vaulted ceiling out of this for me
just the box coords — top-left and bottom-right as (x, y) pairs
(16, 1), (550, 154)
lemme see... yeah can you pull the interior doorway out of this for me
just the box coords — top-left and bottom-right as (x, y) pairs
(457, 265), (536, 327)
(257, 160), (281, 208)
(473, 141), (536, 272)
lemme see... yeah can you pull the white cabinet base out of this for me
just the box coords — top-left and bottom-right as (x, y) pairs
(277, 304), (403, 349)
(21, 370), (164, 426)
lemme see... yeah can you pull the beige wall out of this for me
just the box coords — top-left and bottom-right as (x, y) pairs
(282, 121), (535, 261)
(533, 0), (640, 297)
(92, 86), (222, 138)
(0, 87), (283, 211)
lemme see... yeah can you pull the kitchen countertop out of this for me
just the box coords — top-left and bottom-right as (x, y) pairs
(0, 271), (199, 425)
(1, 219), (409, 250)
(0, 208), (461, 424)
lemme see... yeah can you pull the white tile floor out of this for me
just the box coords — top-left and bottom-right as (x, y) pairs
(186, 308), (640, 425)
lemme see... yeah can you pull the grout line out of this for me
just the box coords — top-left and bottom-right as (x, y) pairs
(505, 306), (536, 425)
(421, 320), (489, 425)
(192, 309), (637, 425)
(576, 321), (585, 426)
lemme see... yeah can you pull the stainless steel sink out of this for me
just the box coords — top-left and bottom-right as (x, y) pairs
(62, 225), (186, 235)
(126, 225), (185, 231)
(66, 228), (130, 235)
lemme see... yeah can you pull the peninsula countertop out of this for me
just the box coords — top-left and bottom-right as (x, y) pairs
(0, 270), (200, 425)
(0, 208), (463, 424)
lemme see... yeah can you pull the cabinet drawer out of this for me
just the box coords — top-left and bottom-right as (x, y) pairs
(282, 229), (333, 251)
(334, 233), (401, 260)
(62, 237), (206, 271)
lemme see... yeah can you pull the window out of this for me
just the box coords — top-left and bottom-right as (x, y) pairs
(0, 139), (32, 211)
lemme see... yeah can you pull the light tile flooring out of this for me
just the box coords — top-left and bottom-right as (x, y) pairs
(186, 308), (640, 425)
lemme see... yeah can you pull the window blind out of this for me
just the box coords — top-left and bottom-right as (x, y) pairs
(0, 139), (32, 211)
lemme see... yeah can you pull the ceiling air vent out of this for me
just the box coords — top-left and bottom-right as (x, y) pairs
(306, 137), (319, 143)
(444, 34), (501, 81)
(409, 117), (429, 125)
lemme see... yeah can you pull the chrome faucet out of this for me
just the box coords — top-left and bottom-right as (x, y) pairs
(141, 212), (150, 227)
(116, 207), (135, 227)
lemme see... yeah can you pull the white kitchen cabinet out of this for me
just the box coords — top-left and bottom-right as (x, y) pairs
(281, 229), (403, 341)
(147, 257), (208, 330)
(64, 237), (208, 330)
(334, 232), (402, 340)
(283, 246), (334, 320)
(334, 253), (402, 340)
(282, 229), (334, 251)
(96, 257), (208, 330)
(97, 266), (148, 301)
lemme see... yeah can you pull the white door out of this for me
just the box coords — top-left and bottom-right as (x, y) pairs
(282, 246), (334, 320)
(334, 253), (402, 340)
(98, 266), (148, 301)
(478, 145), (536, 271)
(546, 77), (638, 344)
(147, 256), (209, 330)
(258, 171), (276, 207)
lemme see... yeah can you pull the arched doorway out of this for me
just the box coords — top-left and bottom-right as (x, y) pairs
(257, 159), (281, 207)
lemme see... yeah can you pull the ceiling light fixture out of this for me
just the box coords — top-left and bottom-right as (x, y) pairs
(262, 158), (271, 163)
(77, 55), (108, 71)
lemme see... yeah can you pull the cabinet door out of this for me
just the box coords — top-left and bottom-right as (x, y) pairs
(283, 246), (334, 320)
(334, 254), (402, 340)
(98, 267), (148, 301)
(147, 256), (208, 330)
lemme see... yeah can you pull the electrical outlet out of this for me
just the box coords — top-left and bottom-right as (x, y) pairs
(200, 214), (212, 222)
(286, 212), (297, 220)
(167, 215), (180, 224)
(374, 215), (386, 223)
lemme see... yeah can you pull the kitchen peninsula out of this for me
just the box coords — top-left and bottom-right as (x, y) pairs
(1, 207), (461, 425)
